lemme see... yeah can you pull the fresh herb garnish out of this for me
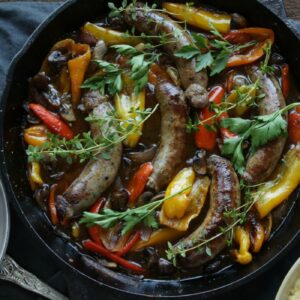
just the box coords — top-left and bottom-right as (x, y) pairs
(80, 186), (191, 235)
(175, 24), (256, 76)
(112, 44), (161, 94)
(260, 43), (275, 74)
(26, 104), (159, 163)
(81, 60), (123, 95)
(221, 102), (300, 173)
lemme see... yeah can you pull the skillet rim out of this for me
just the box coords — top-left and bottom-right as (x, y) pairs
(1, 0), (300, 297)
(0, 181), (10, 263)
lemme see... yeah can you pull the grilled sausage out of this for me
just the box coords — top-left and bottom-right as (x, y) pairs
(56, 101), (122, 219)
(243, 66), (286, 184)
(147, 81), (188, 192)
(175, 155), (240, 268)
(123, 3), (208, 108)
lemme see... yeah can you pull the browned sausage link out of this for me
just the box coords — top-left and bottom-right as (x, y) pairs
(175, 155), (240, 268)
(123, 3), (208, 108)
(56, 102), (122, 219)
(242, 66), (286, 184)
(146, 81), (187, 192)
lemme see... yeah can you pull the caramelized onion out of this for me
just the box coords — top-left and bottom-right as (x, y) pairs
(127, 144), (157, 163)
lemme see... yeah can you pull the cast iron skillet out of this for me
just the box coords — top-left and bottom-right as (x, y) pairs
(1, 0), (300, 298)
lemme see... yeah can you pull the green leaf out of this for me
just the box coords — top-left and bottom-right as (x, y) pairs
(221, 118), (252, 135)
(143, 212), (159, 229)
(250, 113), (287, 152)
(210, 50), (231, 76)
(195, 52), (214, 72)
(191, 32), (208, 49)
(174, 45), (200, 59)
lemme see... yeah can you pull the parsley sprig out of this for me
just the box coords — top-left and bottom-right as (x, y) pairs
(80, 186), (191, 235)
(175, 25), (256, 76)
(27, 104), (159, 164)
(260, 43), (275, 75)
(221, 102), (300, 174)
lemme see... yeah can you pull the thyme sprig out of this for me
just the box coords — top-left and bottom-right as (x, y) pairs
(26, 104), (159, 163)
(80, 186), (192, 235)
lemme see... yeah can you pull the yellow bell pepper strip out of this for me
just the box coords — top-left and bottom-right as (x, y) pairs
(255, 145), (300, 218)
(226, 84), (257, 117)
(160, 176), (210, 231)
(232, 226), (252, 265)
(162, 167), (196, 220)
(40, 39), (75, 73)
(68, 43), (91, 104)
(24, 125), (49, 146)
(58, 66), (70, 94)
(131, 228), (185, 252)
(114, 88), (146, 148)
(247, 214), (265, 253)
(162, 2), (231, 33)
(226, 28), (274, 67)
(82, 22), (143, 46)
(262, 214), (273, 241)
(28, 162), (44, 190)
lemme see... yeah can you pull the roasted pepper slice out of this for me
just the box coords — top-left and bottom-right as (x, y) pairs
(226, 84), (257, 117)
(255, 146), (300, 218)
(28, 162), (44, 190)
(24, 125), (49, 146)
(68, 43), (91, 104)
(160, 176), (210, 231)
(28, 103), (74, 140)
(226, 28), (274, 67)
(232, 226), (252, 265)
(288, 106), (300, 145)
(162, 167), (195, 219)
(281, 64), (290, 99)
(82, 22), (142, 46)
(114, 89), (146, 148)
(162, 2), (231, 33)
(131, 228), (185, 251)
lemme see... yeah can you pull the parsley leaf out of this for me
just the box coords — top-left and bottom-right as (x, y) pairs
(174, 45), (200, 59)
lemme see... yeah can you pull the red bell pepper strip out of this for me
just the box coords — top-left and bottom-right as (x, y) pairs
(195, 86), (225, 150)
(225, 28), (275, 67)
(49, 184), (59, 225)
(116, 232), (141, 257)
(88, 198), (105, 245)
(281, 64), (290, 99)
(127, 162), (154, 204)
(28, 103), (74, 140)
(82, 239), (144, 273)
(288, 106), (300, 144)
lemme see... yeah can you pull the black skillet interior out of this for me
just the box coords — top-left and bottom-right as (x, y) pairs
(1, 0), (300, 298)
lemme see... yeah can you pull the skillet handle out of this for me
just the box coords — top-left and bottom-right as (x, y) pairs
(0, 255), (68, 300)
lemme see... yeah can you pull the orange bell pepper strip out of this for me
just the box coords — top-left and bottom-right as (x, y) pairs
(68, 43), (91, 104)
(24, 125), (49, 146)
(281, 63), (290, 99)
(288, 106), (300, 144)
(88, 198), (105, 245)
(28, 103), (74, 140)
(127, 162), (154, 205)
(82, 239), (144, 273)
(225, 28), (275, 67)
(49, 184), (59, 225)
